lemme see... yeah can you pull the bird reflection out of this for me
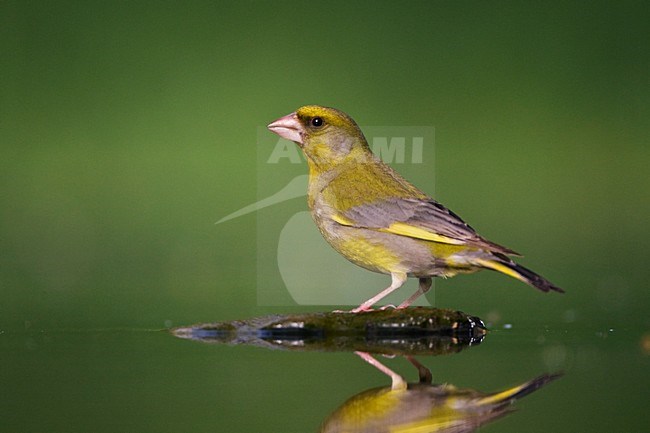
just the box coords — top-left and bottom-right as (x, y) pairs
(320, 352), (560, 433)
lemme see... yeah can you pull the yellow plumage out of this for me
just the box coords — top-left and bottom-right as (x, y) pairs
(320, 352), (562, 433)
(268, 105), (563, 311)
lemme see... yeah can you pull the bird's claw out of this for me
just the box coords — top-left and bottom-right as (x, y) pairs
(350, 306), (375, 313)
(333, 307), (374, 313)
(344, 304), (400, 313)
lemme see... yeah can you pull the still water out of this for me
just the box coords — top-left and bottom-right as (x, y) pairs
(3, 1), (649, 432)
(2, 312), (648, 432)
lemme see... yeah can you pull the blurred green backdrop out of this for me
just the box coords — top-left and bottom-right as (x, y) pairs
(3, 0), (649, 331)
(2, 2), (650, 433)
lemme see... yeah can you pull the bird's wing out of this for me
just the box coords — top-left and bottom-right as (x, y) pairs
(335, 197), (520, 255)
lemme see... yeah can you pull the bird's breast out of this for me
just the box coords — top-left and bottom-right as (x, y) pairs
(306, 170), (458, 277)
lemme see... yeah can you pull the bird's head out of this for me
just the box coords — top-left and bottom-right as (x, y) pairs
(267, 105), (371, 169)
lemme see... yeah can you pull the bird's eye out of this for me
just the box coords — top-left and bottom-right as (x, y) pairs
(310, 117), (324, 128)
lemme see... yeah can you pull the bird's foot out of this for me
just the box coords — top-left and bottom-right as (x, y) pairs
(349, 305), (375, 313)
(395, 301), (413, 309)
(332, 307), (374, 313)
(345, 304), (404, 313)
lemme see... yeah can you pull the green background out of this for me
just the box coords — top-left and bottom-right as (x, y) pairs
(2, 1), (649, 432)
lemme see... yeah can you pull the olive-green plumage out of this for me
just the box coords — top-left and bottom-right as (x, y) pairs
(267, 105), (563, 312)
(321, 352), (561, 433)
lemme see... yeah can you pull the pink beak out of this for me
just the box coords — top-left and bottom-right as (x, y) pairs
(267, 112), (303, 144)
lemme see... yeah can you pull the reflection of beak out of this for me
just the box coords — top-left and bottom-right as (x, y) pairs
(267, 112), (303, 145)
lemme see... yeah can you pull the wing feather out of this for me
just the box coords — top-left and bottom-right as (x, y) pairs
(338, 197), (520, 256)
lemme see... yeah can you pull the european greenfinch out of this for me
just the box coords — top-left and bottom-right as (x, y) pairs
(320, 351), (561, 433)
(267, 105), (563, 312)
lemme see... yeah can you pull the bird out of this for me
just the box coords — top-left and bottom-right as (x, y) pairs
(267, 105), (563, 312)
(320, 351), (561, 433)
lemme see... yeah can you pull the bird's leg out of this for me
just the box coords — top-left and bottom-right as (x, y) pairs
(396, 277), (432, 309)
(406, 355), (433, 384)
(354, 351), (407, 391)
(351, 272), (408, 313)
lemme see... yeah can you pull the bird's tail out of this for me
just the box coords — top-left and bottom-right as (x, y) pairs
(476, 373), (563, 408)
(475, 255), (564, 293)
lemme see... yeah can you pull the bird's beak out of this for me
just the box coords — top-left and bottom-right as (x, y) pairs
(267, 112), (303, 145)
